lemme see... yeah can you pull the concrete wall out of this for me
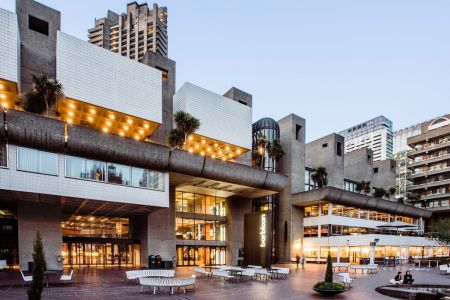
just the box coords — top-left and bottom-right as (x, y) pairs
(344, 148), (374, 184)
(0, 8), (20, 85)
(18, 201), (62, 271)
(226, 196), (252, 265)
(278, 114), (305, 261)
(305, 133), (345, 189)
(373, 159), (396, 191)
(173, 82), (252, 149)
(57, 32), (162, 124)
(17, 0), (60, 93)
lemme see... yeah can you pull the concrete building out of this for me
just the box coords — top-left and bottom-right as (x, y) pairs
(407, 115), (450, 215)
(0, 0), (443, 271)
(338, 116), (393, 162)
(393, 124), (422, 198)
(88, 2), (168, 60)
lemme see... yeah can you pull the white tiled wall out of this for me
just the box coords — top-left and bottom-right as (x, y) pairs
(56, 32), (162, 123)
(0, 9), (19, 84)
(0, 145), (169, 208)
(174, 82), (252, 149)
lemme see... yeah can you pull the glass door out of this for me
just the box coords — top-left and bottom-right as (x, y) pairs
(349, 247), (360, 264)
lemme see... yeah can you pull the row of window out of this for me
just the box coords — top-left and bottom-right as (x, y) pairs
(304, 224), (420, 238)
(5, 146), (164, 191)
(175, 192), (226, 216)
(175, 218), (226, 241)
(304, 204), (417, 224)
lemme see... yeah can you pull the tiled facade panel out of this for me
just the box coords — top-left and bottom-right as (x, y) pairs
(0, 145), (169, 207)
(174, 83), (252, 149)
(56, 32), (162, 123)
(0, 9), (19, 84)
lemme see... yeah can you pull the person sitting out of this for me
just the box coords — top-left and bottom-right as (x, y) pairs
(389, 271), (402, 285)
(403, 271), (414, 284)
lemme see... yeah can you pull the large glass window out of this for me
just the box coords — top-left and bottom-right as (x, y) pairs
(62, 215), (129, 238)
(17, 147), (58, 175)
(176, 246), (226, 266)
(304, 226), (319, 237)
(131, 168), (164, 190)
(304, 206), (319, 217)
(344, 179), (357, 192)
(320, 204), (329, 216)
(304, 168), (317, 191)
(0, 144), (6, 167)
(66, 156), (105, 181)
(176, 218), (225, 241)
(175, 192), (226, 216)
(107, 163), (131, 185)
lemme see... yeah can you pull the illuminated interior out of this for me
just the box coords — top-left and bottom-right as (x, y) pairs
(184, 134), (249, 161)
(57, 98), (160, 140)
(0, 79), (19, 110)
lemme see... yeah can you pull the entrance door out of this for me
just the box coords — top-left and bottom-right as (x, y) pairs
(349, 247), (360, 264)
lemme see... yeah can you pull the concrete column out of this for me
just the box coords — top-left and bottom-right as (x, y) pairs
(370, 246), (375, 265)
(226, 197), (251, 265)
(337, 247), (341, 263)
(18, 201), (63, 271)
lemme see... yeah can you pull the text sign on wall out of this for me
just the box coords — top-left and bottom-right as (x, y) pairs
(260, 213), (266, 248)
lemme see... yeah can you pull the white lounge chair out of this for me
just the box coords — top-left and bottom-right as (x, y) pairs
(194, 267), (211, 277)
(440, 264), (449, 274)
(60, 269), (73, 281)
(337, 272), (353, 288)
(20, 269), (32, 286)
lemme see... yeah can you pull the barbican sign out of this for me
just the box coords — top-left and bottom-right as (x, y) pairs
(260, 213), (266, 248)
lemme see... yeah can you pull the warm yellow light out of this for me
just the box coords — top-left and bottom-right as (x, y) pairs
(1, 102), (7, 109)
(201, 140), (206, 144)
(119, 131), (124, 136)
(67, 119), (73, 124)
(0, 94), (5, 99)
(188, 148), (193, 153)
(89, 108), (96, 114)
(195, 144), (199, 149)
(207, 148), (211, 152)
(87, 116), (93, 122)
(229, 153), (233, 157)
(68, 103), (75, 109)
(188, 135), (194, 141)
(237, 149), (242, 154)
(144, 123), (149, 129)
(218, 150), (223, 155)
(225, 146), (230, 151)
(139, 129), (144, 135)
(0, 84), (3, 89)
(211, 154), (216, 159)
(134, 135), (139, 140)
(221, 157), (226, 161)
(123, 125), (129, 131)
(200, 151), (205, 156)
(68, 111), (74, 116)
(127, 119), (133, 124)
(214, 143), (218, 147)
(106, 120), (112, 126)
(109, 114), (115, 120)
(102, 127), (108, 133)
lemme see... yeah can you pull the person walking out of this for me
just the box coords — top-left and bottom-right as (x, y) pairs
(295, 255), (300, 268)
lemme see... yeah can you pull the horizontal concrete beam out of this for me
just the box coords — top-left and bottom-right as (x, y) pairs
(3, 109), (288, 192)
(291, 186), (432, 219)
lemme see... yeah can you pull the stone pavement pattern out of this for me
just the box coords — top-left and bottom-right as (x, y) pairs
(0, 264), (447, 299)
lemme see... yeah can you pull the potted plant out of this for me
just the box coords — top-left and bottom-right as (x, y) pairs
(313, 253), (346, 296)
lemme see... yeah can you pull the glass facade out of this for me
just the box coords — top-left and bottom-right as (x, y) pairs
(0, 208), (18, 267)
(17, 147), (58, 175)
(0, 143), (6, 167)
(65, 155), (164, 191)
(176, 246), (226, 266)
(344, 179), (357, 192)
(175, 192), (226, 216)
(62, 215), (129, 238)
(175, 218), (226, 241)
(304, 168), (317, 191)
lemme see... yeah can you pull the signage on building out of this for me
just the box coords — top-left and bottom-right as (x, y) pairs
(260, 213), (266, 248)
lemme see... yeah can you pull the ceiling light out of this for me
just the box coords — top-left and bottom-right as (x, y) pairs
(123, 125), (129, 131)
(207, 148), (211, 152)
(218, 150), (223, 155)
(0, 94), (5, 99)
(87, 116), (93, 122)
(67, 119), (72, 124)
(144, 123), (149, 129)
(134, 135), (139, 140)
(237, 149), (242, 154)
(229, 153), (233, 157)
(68, 111), (74, 116)
(119, 131), (124, 136)
(1, 102), (7, 109)
(188, 135), (194, 141)
(102, 127), (108, 133)
(214, 143), (218, 147)
(201, 140), (206, 144)
(0, 84), (3, 89)
(225, 146), (230, 151)
(200, 151), (205, 156)
(139, 129), (144, 134)
(188, 148), (193, 153)
(106, 120), (112, 126)
(68, 103), (75, 109)
(89, 108), (96, 114)
(109, 114), (115, 120)
(221, 157), (226, 161)
(127, 119), (133, 124)
(195, 144), (199, 149)
(212, 154), (216, 159)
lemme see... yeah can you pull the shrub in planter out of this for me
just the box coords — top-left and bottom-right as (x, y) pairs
(313, 253), (346, 296)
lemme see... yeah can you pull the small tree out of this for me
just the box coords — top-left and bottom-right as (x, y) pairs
(168, 111), (200, 150)
(22, 74), (63, 116)
(325, 253), (333, 283)
(429, 219), (450, 245)
(28, 232), (46, 300)
(311, 167), (328, 188)
(356, 181), (371, 195)
(373, 187), (386, 198)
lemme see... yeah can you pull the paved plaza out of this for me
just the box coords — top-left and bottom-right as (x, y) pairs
(1, 263), (449, 299)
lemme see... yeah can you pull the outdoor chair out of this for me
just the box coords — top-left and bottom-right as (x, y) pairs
(19, 269), (32, 286)
(239, 269), (256, 280)
(60, 269), (73, 281)
(194, 267), (211, 277)
(254, 268), (271, 280)
(337, 272), (353, 288)
(439, 264), (449, 274)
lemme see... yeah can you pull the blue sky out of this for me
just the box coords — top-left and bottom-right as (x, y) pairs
(2, 1), (449, 141)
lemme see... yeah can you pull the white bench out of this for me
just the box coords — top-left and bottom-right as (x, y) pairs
(139, 275), (196, 295)
(211, 269), (238, 282)
(440, 264), (449, 274)
(247, 265), (262, 269)
(270, 267), (289, 279)
(254, 268), (271, 280)
(333, 263), (350, 271)
(337, 272), (353, 288)
(239, 269), (256, 280)
(194, 267), (211, 277)
(126, 269), (175, 283)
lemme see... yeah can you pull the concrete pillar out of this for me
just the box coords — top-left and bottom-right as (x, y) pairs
(226, 197), (252, 265)
(370, 246), (375, 265)
(337, 247), (341, 263)
(18, 201), (62, 271)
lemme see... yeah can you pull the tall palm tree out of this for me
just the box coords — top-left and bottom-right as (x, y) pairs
(168, 111), (201, 150)
(23, 74), (63, 116)
(267, 139), (285, 162)
(355, 181), (371, 194)
(311, 167), (328, 188)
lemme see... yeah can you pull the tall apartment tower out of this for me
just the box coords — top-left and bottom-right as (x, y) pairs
(393, 124), (422, 198)
(407, 115), (450, 214)
(88, 2), (168, 60)
(338, 116), (393, 162)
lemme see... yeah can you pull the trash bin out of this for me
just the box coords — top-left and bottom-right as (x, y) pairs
(163, 261), (173, 269)
(156, 255), (162, 269)
(149, 255), (156, 269)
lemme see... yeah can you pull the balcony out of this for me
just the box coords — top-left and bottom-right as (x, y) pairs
(409, 141), (450, 157)
(408, 166), (450, 180)
(408, 153), (450, 169)
(407, 178), (450, 191)
(421, 192), (450, 201)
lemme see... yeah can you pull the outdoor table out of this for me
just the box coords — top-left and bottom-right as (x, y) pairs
(43, 270), (60, 287)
